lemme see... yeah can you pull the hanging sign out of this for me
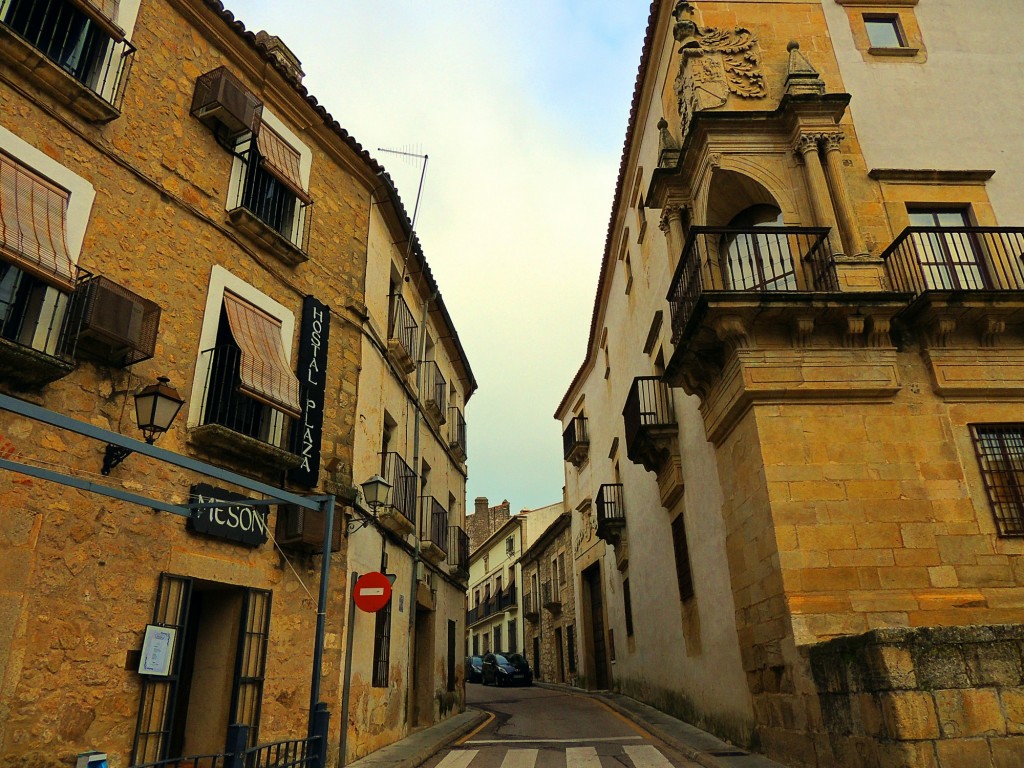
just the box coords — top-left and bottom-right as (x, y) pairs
(289, 296), (331, 487)
(187, 483), (269, 547)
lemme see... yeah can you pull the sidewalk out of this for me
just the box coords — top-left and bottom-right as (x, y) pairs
(345, 685), (788, 768)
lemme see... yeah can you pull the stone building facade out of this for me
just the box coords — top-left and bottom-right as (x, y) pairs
(556, 2), (1024, 767)
(0, 0), (472, 765)
(520, 513), (577, 686)
(466, 496), (511, 552)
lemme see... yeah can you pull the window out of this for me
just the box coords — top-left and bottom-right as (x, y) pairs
(623, 577), (634, 636)
(495, 576), (502, 597)
(971, 424), (1024, 537)
(623, 253), (633, 295)
(1, 0), (134, 107)
(506, 535), (515, 556)
(474, 589), (480, 607)
(483, 632), (490, 654)
(372, 594), (393, 687)
(493, 624), (502, 653)
(191, 267), (301, 454)
(864, 14), (905, 49)
(671, 513), (695, 600)
(566, 624), (576, 673)
(472, 633), (479, 656)
(558, 553), (566, 585)
(447, 620), (457, 693)
(907, 209), (990, 291)
(483, 553), (489, 571)
(508, 620), (517, 652)
(0, 147), (85, 368)
(551, 557), (559, 592)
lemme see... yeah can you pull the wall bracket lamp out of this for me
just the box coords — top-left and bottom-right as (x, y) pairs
(102, 376), (184, 475)
(347, 474), (392, 533)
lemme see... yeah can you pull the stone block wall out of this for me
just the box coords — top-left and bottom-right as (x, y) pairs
(808, 625), (1024, 767)
(466, 498), (511, 552)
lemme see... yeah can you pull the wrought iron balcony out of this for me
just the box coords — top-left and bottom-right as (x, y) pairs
(501, 583), (518, 612)
(382, 451), (417, 526)
(387, 293), (418, 373)
(227, 142), (311, 263)
(667, 226), (838, 345)
(882, 227), (1024, 296)
(523, 591), (539, 621)
(448, 406), (467, 461)
(0, 264), (76, 388)
(420, 496), (449, 559)
(623, 377), (677, 472)
(421, 360), (446, 424)
(0, 0), (136, 121)
(542, 579), (561, 611)
(562, 414), (590, 466)
(447, 525), (469, 579)
(596, 483), (627, 544)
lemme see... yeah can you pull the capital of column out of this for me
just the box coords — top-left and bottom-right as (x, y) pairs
(820, 131), (845, 154)
(794, 132), (823, 156)
(660, 205), (685, 233)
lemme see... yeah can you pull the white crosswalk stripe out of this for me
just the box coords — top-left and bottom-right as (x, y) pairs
(500, 749), (539, 768)
(624, 744), (676, 767)
(565, 746), (598, 768)
(435, 750), (479, 768)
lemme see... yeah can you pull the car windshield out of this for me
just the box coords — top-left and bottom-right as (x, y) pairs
(494, 654), (509, 665)
(507, 654), (527, 665)
(470, 656), (481, 663)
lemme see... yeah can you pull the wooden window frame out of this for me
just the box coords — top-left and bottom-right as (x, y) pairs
(970, 424), (1024, 537)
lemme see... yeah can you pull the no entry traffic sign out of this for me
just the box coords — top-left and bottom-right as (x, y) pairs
(353, 571), (392, 613)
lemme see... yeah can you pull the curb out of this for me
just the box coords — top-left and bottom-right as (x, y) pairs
(346, 707), (489, 768)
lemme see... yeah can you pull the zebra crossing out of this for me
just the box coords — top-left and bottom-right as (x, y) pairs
(433, 743), (684, 767)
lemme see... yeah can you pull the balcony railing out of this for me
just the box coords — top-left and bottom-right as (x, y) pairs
(422, 360), (446, 419)
(447, 525), (469, 575)
(382, 452), (417, 525)
(542, 579), (561, 610)
(448, 406), (467, 459)
(596, 483), (627, 543)
(197, 346), (292, 449)
(881, 227), (1024, 297)
(467, 584), (517, 625)
(623, 377), (676, 468)
(523, 591), (538, 620)
(1, 0), (136, 116)
(500, 583), (517, 611)
(228, 143), (311, 257)
(0, 264), (77, 387)
(388, 293), (418, 363)
(668, 226), (837, 344)
(420, 496), (449, 555)
(562, 415), (589, 464)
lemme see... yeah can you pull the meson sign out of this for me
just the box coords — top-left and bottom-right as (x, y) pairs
(289, 296), (331, 488)
(188, 483), (269, 547)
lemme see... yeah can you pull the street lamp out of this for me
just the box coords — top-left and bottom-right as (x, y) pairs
(349, 474), (392, 533)
(102, 376), (184, 475)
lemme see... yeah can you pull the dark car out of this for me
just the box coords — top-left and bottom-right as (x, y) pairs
(481, 652), (532, 686)
(465, 655), (483, 683)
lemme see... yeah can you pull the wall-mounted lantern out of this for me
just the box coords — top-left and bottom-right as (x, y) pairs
(102, 376), (184, 475)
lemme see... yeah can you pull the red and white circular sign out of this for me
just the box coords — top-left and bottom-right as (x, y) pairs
(353, 571), (392, 613)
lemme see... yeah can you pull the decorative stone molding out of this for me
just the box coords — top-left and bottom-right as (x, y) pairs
(658, 117), (681, 169)
(712, 315), (751, 351)
(844, 315), (866, 347)
(866, 316), (892, 348)
(794, 132), (825, 158)
(784, 41), (826, 97)
(672, 1), (768, 140)
(792, 317), (815, 348)
(982, 318), (1007, 347)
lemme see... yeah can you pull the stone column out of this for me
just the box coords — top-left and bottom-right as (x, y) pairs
(821, 132), (869, 258)
(659, 205), (687, 269)
(794, 132), (842, 257)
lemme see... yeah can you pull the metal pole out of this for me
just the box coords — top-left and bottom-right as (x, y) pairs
(309, 494), (336, 730)
(338, 571), (359, 767)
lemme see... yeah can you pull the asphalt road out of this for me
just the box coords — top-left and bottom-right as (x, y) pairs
(420, 682), (702, 768)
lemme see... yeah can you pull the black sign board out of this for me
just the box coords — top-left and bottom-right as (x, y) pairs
(289, 296), (331, 487)
(188, 483), (269, 547)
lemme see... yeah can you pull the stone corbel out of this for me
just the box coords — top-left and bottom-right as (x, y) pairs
(844, 315), (866, 348)
(712, 315), (751, 352)
(929, 317), (957, 348)
(981, 318), (1007, 347)
(866, 316), (892, 348)
(792, 316), (815, 348)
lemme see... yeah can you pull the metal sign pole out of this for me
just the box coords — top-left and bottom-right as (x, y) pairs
(308, 493), (336, 731)
(338, 571), (359, 767)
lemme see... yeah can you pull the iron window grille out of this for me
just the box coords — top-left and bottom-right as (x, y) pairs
(229, 136), (311, 253)
(371, 595), (392, 687)
(970, 424), (1024, 537)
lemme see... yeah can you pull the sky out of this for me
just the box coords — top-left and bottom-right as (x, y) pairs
(222, 1), (651, 511)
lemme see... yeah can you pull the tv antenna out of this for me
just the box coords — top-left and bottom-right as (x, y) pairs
(377, 147), (428, 282)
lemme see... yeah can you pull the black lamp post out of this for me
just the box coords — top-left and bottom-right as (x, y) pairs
(349, 474), (392, 533)
(102, 376), (184, 475)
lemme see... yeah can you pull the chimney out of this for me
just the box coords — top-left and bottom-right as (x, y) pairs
(255, 31), (305, 84)
(475, 497), (488, 516)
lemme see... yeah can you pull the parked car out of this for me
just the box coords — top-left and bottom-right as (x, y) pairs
(465, 655), (483, 683)
(481, 652), (532, 686)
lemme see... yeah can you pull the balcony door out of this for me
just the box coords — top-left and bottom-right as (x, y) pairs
(720, 205), (796, 292)
(908, 210), (991, 290)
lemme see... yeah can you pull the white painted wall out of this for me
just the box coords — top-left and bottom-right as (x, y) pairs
(822, 0), (1024, 221)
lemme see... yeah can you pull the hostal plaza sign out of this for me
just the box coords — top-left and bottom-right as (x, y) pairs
(289, 296), (331, 487)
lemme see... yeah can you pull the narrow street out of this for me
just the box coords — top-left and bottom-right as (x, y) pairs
(421, 684), (701, 768)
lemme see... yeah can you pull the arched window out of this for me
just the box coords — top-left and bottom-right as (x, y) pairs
(720, 204), (796, 291)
